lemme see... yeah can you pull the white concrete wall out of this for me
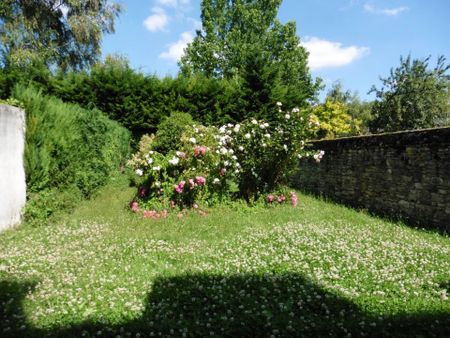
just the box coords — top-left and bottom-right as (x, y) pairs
(0, 104), (26, 232)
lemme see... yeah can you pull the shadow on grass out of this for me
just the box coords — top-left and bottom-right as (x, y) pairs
(1, 274), (449, 337)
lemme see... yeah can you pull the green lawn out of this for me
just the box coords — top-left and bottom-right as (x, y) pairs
(1, 175), (449, 337)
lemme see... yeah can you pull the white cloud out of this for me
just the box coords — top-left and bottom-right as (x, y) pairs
(143, 7), (169, 32)
(159, 31), (194, 61)
(302, 37), (369, 70)
(364, 3), (409, 16)
(156, 0), (190, 8)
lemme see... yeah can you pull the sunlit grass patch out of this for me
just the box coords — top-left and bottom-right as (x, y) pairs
(0, 176), (449, 337)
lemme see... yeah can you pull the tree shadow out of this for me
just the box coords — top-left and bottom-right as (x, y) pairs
(1, 274), (449, 337)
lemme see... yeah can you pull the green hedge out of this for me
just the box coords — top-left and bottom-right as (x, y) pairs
(12, 85), (130, 224)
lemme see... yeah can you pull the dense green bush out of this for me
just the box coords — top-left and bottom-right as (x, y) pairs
(12, 85), (130, 224)
(153, 112), (194, 154)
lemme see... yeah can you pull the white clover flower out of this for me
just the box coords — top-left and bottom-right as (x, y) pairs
(227, 123), (233, 128)
(235, 162), (240, 168)
(259, 124), (266, 129)
(219, 126), (226, 133)
(194, 127), (199, 133)
(135, 169), (143, 176)
(220, 147), (228, 155)
(262, 143), (267, 147)
(224, 160), (230, 167)
(233, 124), (240, 133)
(285, 114), (291, 120)
(263, 122), (269, 128)
(229, 149), (234, 154)
(251, 119), (258, 125)
(264, 133), (271, 138)
(152, 166), (161, 171)
(169, 157), (179, 165)
(292, 107), (300, 113)
(149, 150), (154, 155)
(238, 146), (244, 151)
(213, 178), (220, 184)
(235, 169), (240, 174)
(231, 155), (237, 160)
(154, 181), (161, 187)
(276, 102), (282, 106)
(283, 144), (288, 151)
(245, 133), (251, 139)
(297, 154), (303, 159)
(145, 156), (153, 164)
(189, 137), (196, 144)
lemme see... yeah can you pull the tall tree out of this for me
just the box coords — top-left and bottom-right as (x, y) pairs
(180, 0), (320, 114)
(0, 0), (122, 70)
(369, 55), (450, 133)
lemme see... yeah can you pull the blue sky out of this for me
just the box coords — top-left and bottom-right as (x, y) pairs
(102, 0), (450, 101)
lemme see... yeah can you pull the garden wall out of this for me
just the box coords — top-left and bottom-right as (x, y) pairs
(292, 127), (450, 231)
(0, 104), (26, 232)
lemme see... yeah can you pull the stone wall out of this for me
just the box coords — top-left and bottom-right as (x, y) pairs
(292, 127), (450, 231)
(0, 104), (26, 232)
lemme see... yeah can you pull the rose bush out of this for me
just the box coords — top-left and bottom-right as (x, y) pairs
(127, 103), (323, 217)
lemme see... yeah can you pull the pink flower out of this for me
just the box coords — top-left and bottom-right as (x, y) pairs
(176, 151), (186, 159)
(267, 194), (274, 203)
(179, 180), (186, 189)
(193, 203), (199, 209)
(130, 201), (139, 213)
(277, 194), (286, 203)
(290, 192), (298, 207)
(194, 145), (207, 157)
(138, 187), (147, 197)
(189, 178), (196, 189)
(219, 168), (226, 176)
(195, 176), (206, 185)
(143, 210), (157, 218)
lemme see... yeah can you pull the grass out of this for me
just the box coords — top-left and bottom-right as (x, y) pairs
(0, 174), (449, 337)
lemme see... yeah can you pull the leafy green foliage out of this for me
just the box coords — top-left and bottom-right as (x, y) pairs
(180, 0), (321, 118)
(12, 85), (130, 224)
(369, 55), (450, 133)
(0, 0), (122, 70)
(153, 112), (194, 154)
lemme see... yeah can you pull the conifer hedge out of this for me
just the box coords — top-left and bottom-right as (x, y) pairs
(12, 85), (130, 224)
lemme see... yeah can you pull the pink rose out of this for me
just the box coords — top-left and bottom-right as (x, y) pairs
(290, 192), (298, 207)
(195, 176), (206, 185)
(194, 146), (207, 157)
(138, 187), (147, 197)
(189, 178), (195, 189)
(130, 201), (139, 213)
(143, 210), (157, 218)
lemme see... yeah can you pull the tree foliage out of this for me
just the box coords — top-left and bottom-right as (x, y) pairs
(0, 0), (122, 70)
(369, 55), (450, 133)
(311, 99), (361, 139)
(326, 81), (373, 134)
(180, 0), (320, 116)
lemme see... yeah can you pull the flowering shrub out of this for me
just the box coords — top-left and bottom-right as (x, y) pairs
(128, 103), (323, 216)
